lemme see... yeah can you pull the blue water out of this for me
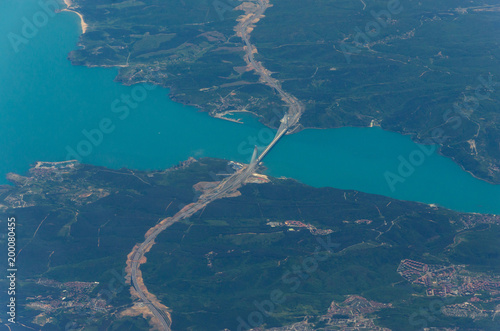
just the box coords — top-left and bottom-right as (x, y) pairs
(1, 0), (499, 214)
(0, 1), (264, 176)
(265, 127), (500, 214)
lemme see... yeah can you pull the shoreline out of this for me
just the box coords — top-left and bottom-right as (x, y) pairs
(58, 0), (499, 191)
(62, 0), (88, 34)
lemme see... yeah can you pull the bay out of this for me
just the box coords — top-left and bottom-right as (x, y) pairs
(1, 0), (499, 214)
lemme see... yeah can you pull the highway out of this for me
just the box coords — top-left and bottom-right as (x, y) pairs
(129, 160), (258, 330)
(235, 0), (304, 133)
(128, 1), (304, 329)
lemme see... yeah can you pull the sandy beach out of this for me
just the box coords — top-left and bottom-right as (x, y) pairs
(62, 0), (88, 34)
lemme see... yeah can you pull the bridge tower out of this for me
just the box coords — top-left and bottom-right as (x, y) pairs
(278, 114), (288, 134)
(250, 145), (258, 165)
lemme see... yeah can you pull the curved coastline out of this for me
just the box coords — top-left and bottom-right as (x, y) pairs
(62, 0), (87, 33)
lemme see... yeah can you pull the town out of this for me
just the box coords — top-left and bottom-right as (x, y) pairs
(25, 278), (106, 327)
(397, 259), (500, 320)
(266, 220), (334, 236)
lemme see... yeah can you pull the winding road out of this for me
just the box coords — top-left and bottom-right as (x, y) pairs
(128, 1), (304, 329)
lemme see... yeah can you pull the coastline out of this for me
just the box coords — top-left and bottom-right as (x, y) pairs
(58, 0), (500, 188)
(62, 0), (88, 34)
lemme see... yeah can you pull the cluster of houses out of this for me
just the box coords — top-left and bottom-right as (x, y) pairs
(320, 295), (391, 331)
(266, 220), (334, 235)
(397, 259), (500, 298)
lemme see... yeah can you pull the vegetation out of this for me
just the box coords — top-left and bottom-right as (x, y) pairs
(0, 158), (230, 329)
(67, 0), (500, 184)
(2, 160), (498, 329)
(142, 177), (499, 330)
